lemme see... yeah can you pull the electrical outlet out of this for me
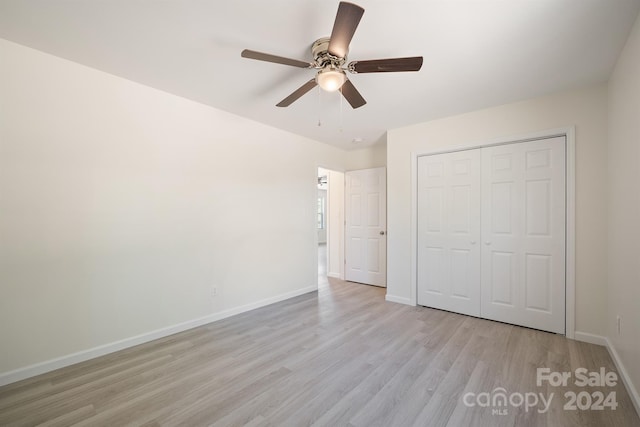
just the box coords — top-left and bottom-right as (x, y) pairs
(212, 286), (218, 298)
(616, 316), (621, 335)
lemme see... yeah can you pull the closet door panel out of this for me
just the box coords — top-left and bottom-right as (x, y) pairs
(417, 149), (481, 316)
(480, 137), (566, 334)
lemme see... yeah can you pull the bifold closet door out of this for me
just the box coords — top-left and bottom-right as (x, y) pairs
(417, 149), (481, 317)
(480, 137), (566, 334)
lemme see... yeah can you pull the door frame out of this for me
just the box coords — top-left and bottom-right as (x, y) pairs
(317, 166), (346, 284)
(409, 127), (576, 338)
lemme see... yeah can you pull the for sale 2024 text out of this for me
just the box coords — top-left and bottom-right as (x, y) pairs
(537, 367), (618, 411)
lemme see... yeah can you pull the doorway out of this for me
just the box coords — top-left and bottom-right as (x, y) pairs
(318, 167), (345, 288)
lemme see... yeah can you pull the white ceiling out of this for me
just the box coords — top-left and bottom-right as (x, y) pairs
(1, 0), (638, 150)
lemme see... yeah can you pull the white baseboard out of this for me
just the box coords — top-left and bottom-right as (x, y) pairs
(0, 285), (317, 387)
(573, 331), (640, 417)
(327, 272), (342, 279)
(604, 336), (640, 417)
(573, 331), (608, 346)
(385, 294), (412, 305)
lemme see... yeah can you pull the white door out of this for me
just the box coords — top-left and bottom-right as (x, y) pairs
(481, 137), (566, 333)
(417, 149), (482, 316)
(345, 167), (387, 287)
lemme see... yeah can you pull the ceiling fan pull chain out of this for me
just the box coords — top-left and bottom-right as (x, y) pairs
(339, 87), (344, 132)
(317, 85), (322, 126)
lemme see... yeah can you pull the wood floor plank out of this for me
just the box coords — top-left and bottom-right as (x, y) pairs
(409, 331), (490, 427)
(310, 332), (436, 427)
(0, 277), (638, 426)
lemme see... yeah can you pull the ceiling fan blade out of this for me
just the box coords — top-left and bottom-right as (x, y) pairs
(241, 49), (312, 68)
(276, 79), (318, 107)
(327, 2), (365, 58)
(349, 56), (423, 73)
(340, 79), (366, 109)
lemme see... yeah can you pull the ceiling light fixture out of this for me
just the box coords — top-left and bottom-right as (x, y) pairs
(316, 68), (346, 92)
(241, 2), (424, 108)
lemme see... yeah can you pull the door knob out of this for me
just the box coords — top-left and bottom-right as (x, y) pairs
(485, 241), (492, 246)
(380, 231), (385, 235)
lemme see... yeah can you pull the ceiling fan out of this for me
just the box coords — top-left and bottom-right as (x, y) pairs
(241, 1), (423, 109)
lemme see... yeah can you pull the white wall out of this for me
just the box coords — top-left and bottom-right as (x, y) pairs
(607, 13), (640, 406)
(387, 84), (608, 336)
(345, 143), (387, 170)
(0, 39), (346, 379)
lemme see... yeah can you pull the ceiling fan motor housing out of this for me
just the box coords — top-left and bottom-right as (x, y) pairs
(312, 37), (346, 69)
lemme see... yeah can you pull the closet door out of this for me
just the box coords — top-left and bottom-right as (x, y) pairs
(417, 149), (481, 316)
(480, 137), (566, 334)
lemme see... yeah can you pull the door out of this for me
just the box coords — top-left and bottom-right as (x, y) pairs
(345, 167), (387, 287)
(481, 137), (566, 333)
(417, 149), (482, 316)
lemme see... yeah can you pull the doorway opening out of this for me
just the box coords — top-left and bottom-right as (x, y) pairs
(317, 167), (345, 289)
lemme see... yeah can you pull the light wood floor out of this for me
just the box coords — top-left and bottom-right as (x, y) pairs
(1, 276), (638, 426)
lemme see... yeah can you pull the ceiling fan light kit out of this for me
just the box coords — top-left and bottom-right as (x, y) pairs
(241, 1), (423, 109)
(316, 68), (346, 92)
